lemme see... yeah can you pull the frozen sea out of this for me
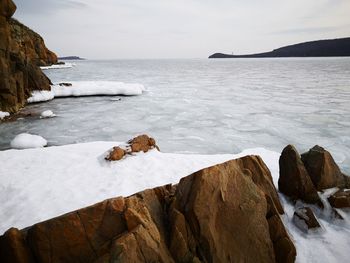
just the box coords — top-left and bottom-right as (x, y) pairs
(1, 58), (350, 173)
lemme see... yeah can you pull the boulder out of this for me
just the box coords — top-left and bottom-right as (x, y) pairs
(301, 145), (347, 190)
(0, 156), (296, 263)
(328, 189), (350, 208)
(128, 134), (159, 153)
(292, 207), (321, 232)
(278, 145), (321, 205)
(106, 135), (159, 162)
(105, 146), (125, 161)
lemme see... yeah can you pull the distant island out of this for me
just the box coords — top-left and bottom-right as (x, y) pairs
(58, 56), (85, 60)
(209, 37), (350, 58)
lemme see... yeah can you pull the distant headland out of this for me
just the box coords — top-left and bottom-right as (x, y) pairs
(58, 56), (85, 60)
(209, 37), (350, 58)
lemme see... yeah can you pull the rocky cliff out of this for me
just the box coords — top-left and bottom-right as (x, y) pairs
(0, 155), (296, 263)
(0, 0), (56, 113)
(9, 18), (57, 67)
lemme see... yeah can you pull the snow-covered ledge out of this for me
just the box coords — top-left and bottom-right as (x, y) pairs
(27, 81), (146, 103)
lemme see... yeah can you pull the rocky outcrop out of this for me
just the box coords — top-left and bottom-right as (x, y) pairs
(301, 145), (348, 190)
(106, 135), (159, 161)
(328, 189), (350, 208)
(9, 19), (57, 67)
(292, 207), (320, 232)
(0, 0), (56, 113)
(0, 156), (296, 263)
(278, 145), (321, 205)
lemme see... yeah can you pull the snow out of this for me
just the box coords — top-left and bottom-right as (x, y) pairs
(10, 133), (47, 149)
(27, 81), (145, 103)
(40, 110), (56, 118)
(52, 81), (145, 97)
(27, 90), (54, 103)
(0, 111), (10, 120)
(40, 62), (74, 70)
(0, 142), (349, 262)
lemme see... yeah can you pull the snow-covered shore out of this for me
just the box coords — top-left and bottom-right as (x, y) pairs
(0, 142), (349, 262)
(40, 63), (74, 70)
(27, 81), (146, 103)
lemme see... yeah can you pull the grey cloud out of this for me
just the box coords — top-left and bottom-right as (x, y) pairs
(13, 0), (87, 14)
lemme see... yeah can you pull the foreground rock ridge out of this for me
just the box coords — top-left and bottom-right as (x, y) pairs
(0, 155), (296, 263)
(0, 0), (57, 113)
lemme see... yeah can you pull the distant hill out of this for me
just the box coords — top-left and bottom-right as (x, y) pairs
(58, 56), (85, 60)
(209, 37), (350, 58)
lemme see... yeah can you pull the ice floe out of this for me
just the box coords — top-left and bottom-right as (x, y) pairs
(27, 81), (146, 103)
(40, 62), (74, 70)
(40, 110), (56, 118)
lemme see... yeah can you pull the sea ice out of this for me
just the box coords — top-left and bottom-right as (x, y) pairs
(40, 62), (74, 70)
(10, 133), (47, 149)
(52, 81), (145, 97)
(27, 81), (145, 103)
(40, 110), (56, 118)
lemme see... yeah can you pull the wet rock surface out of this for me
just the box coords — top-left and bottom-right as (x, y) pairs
(278, 145), (321, 205)
(292, 207), (321, 232)
(0, 156), (295, 263)
(328, 189), (350, 208)
(301, 145), (348, 190)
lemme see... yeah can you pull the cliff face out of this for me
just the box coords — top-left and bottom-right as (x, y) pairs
(0, 0), (56, 113)
(9, 19), (57, 67)
(0, 156), (296, 263)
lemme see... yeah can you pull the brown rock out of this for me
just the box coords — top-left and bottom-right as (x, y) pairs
(268, 215), (296, 263)
(128, 134), (159, 153)
(328, 189), (350, 208)
(279, 145), (322, 205)
(0, 228), (34, 263)
(58, 82), (72, 87)
(105, 146), (125, 161)
(0, 156), (296, 263)
(172, 159), (295, 263)
(301, 145), (347, 190)
(292, 207), (321, 232)
(0, 0), (16, 18)
(236, 155), (284, 214)
(0, 0), (56, 113)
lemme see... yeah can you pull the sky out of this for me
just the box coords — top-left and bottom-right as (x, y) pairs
(13, 0), (350, 59)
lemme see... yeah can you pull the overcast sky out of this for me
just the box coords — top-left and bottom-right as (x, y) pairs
(13, 0), (350, 59)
